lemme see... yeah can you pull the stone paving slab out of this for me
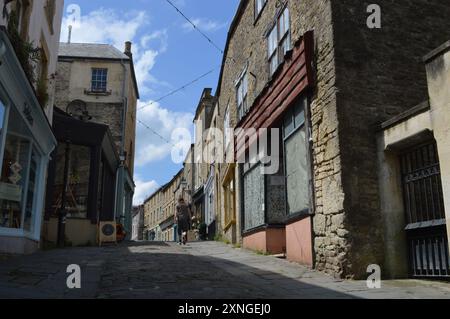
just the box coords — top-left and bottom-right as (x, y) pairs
(0, 241), (449, 299)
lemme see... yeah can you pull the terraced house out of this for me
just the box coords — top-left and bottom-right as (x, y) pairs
(212, 0), (450, 279)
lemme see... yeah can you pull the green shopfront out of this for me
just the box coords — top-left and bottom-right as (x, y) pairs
(0, 30), (57, 253)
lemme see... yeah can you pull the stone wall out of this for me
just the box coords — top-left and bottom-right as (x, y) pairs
(328, 0), (450, 278)
(54, 59), (137, 174)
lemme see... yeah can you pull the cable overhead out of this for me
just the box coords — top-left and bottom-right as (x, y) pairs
(165, 0), (224, 55)
(137, 119), (176, 147)
(138, 66), (219, 111)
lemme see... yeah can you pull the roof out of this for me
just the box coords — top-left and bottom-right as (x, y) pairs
(215, 0), (249, 97)
(58, 43), (130, 60)
(58, 42), (140, 99)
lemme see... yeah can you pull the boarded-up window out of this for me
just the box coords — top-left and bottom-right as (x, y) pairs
(283, 98), (309, 215)
(244, 163), (265, 230)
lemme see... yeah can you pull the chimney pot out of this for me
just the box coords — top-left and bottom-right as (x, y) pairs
(125, 41), (132, 57)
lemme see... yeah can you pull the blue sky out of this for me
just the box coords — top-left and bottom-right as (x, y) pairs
(60, 0), (239, 204)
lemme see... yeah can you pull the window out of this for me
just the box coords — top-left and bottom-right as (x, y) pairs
(91, 68), (108, 93)
(45, 0), (56, 35)
(255, 0), (267, 19)
(283, 98), (309, 216)
(0, 106), (38, 231)
(50, 144), (91, 219)
(268, 7), (292, 76)
(224, 105), (231, 150)
(223, 174), (235, 230)
(236, 70), (248, 121)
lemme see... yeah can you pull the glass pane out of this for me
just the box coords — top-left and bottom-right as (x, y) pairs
(285, 126), (309, 215)
(270, 55), (278, 76)
(0, 107), (32, 229)
(294, 99), (305, 128)
(23, 148), (39, 232)
(283, 109), (294, 137)
(268, 26), (277, 56)
(51, 144), (91, 219)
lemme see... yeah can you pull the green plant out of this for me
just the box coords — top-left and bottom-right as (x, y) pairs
(6, 10), (41, 84)
(36, 77), (49, 107)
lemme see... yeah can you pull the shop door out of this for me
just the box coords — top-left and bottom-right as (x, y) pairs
(400, 141), (450, 278)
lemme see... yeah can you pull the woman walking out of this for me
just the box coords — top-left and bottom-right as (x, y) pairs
(175, 196), (191, 245)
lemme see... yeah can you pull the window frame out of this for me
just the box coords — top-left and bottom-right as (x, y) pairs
(267, 6), (292, 77)
(282, 97), (312, 219)
(254, 0), (267, 22)
(91, 68), (108, 93)
(235, 67), (249, 122)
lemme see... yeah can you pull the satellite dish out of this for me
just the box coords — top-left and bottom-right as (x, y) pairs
(67, 100), (92, 121)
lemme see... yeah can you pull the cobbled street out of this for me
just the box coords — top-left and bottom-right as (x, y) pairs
(1, 241), (449, 299)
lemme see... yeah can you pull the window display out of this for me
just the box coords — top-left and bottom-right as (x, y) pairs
(0, 107), (32, 230)
(51, 144), (91, 219)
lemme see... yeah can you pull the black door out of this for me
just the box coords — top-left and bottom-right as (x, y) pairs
(400, 141), (450, 278)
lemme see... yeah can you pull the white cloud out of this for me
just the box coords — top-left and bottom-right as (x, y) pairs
(133, 177), (159, 206)
(60, 8), (169, 95)
(182, 18), (227, 33)
(136, 100), (193, 168)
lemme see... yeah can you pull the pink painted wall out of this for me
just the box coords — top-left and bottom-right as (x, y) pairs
(243, 230), (266, 252)
(286, 217), (313, 266)
(243, 228), (286, 254)
(266, 228), (286, 254)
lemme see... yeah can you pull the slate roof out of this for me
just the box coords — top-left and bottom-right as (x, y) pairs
(58, 43), (130, 60)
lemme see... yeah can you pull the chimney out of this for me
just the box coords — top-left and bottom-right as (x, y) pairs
(124, 41), (132, 58)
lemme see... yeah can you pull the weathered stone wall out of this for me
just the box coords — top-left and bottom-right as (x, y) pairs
(216, 0), (339, 253)
(329, 0), (450, 278)
(54, 59), (137, 174)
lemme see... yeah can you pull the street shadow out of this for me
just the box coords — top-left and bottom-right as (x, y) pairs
(0, 242), (367, 299)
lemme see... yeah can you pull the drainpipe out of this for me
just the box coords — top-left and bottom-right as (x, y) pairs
(116, 42), (130, 230)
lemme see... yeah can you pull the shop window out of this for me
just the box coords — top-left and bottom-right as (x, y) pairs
(91, 68), (108, 93)
(0, 106), (33, 230)
(50, 144), (91, 219)
(23, 148), (39, 232)
(268, 6), (292, 76)
(283, 98), (309, 216)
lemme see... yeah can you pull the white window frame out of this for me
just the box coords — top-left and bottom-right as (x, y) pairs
(255, 0), (267, 20)
(268, 6), (292, 76)
(235, 66), (249, 121)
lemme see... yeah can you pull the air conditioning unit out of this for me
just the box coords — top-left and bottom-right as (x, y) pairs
(98, 221), (117, 246)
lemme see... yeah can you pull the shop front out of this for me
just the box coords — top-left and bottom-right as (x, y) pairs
(43, 108), (119, 247)
(0, 30), (57, 254)
(237, 31), (314, 263)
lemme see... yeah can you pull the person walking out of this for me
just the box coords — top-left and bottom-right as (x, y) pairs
(175, 196), (191, 245)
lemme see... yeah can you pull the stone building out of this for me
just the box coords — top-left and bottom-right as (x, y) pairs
(144, 185), (164, 241)
(131, 205), (144, 241)
(54, 41), (139, 238)
(376, 41), (450, 278)
(143, 169), (183, 242)
(213, 0), (450, 279)
(0, 0), (64, 254)
(192, 89), (216, 225)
